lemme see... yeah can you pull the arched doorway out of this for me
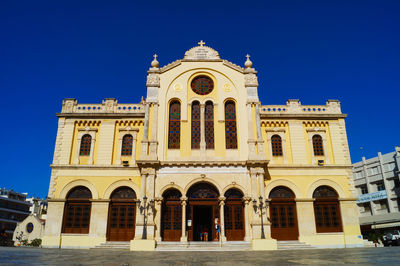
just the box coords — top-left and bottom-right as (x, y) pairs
(106, 186), (136, 241)
(62, 186), (92, 234)
(161, 189), (182, 241)
(224, 189), (245, 241)
(186, 182), (219, 241)
(269, 186), (299, 240)
(313, 186), (342, 233)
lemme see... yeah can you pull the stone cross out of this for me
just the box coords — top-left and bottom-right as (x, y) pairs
(153, 54), (158, 60)
(246, 54), (250, 60)
(198, 40), (205, 46)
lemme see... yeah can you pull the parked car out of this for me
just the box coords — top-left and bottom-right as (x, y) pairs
(382, 230), (400, 246)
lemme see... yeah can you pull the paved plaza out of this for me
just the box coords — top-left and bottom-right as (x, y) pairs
(1, 247), (400, 265)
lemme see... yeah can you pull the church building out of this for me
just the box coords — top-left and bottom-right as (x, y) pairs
(42, 42), (363, 250)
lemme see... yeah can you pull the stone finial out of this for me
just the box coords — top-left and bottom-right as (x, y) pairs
(151, 54), (159, 68)
(245, 54), (253, 68)
(198, 40), (205, 46)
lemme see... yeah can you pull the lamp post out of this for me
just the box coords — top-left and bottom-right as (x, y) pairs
(138, 196), (154, 240)
(253, 196), (267, 239)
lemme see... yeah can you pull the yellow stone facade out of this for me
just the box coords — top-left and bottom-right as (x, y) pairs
(42, 42), (363, 250)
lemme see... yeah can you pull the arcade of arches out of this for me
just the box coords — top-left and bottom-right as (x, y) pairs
(60, 183), (344, 242)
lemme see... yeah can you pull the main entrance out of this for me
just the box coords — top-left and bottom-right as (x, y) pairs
(106, 186), (136, 241)
(187, 182), (219, 241)
(269, 186), (299, 240)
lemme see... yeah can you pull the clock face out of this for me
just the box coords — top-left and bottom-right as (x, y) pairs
(191, 76), (214, 95)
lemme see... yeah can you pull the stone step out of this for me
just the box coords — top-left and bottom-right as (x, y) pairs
(156, 241), (252, 251)
(363, 239), (381, 247)
(277, 241), (315, 250)
(92, 241), (130, 250)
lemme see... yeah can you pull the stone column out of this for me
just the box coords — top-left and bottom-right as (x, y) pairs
(149, 103), (159, 160)
(258, 173), (266, 199)
(180, 197), (188, 242)
(219, 197), (227, 242)
(154, 197), (163, 242)
(89, 200), (109, 241)
(200, 103), (206, 152)
(339, 200), (363, 247)
(146, 171), (156, 239)
(141, 103), (150, 156)
(243, 197), (252, 241)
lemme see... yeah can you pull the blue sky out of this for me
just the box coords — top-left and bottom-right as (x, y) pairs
(1, 1), (399, 198)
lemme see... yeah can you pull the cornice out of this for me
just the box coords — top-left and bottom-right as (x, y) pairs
(50, 164), (140, 170)
(56, 113), (145, 118)
(260, 114), (347, 119)
(160, 161), (248, 167)
(267, 164), (353, 169)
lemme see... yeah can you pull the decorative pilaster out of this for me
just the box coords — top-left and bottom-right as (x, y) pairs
(218, 196), (227, 242)
(243, 196), (252, 241)
(154, 197), (163, 242)
(180, 197), (188, 242)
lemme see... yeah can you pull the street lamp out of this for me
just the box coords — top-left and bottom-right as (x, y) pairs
(253, 196), (267, 239)
(138, 196), (154, 240)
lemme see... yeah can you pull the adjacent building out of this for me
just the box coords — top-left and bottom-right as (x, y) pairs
(0, 188), (31, 240)
(42, 42), (363, 250)
(352, 146), (400, 235)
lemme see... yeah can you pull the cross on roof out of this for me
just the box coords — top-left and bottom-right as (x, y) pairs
(153, 54), (158, 60)
(198, 40), (205, 46)
(246, 54), (250, 60)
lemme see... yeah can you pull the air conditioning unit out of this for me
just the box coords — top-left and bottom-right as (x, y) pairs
(122, 161), (129, 166)
(318, 160), (324, 166)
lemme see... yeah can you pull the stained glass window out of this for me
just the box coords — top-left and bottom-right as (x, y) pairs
(225, 101), (238, 149)
(121, 134), (133, 156)
(191, 101), (200, 149)
(187, 183), (219, 199)
(312, 135), (324, 156)
(269, 186), (295, 199)
(313, 186), (342, 233)
(111, 186), (136, 200)
(191, 75), (214, 95)
(205, 101), (214, 149)
(168, 101), (181, 149)
(271, 135), (283, 156)
(79, 134), (92, 156)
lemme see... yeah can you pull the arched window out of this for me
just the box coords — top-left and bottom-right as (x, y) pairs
(312, 135), (324, 156)
(168, 101), (181, 149)
(313, 186), (342, 233)
(271, 135), (283, 156)
(62, 186), (92, 234)
(205, 101), (214, 149)
(191, 101), (200, 149)
(121, 134), (133, 156)
(225, 101), (238, 149)
(79, 134), (92, 156)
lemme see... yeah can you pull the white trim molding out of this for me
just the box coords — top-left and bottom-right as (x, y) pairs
(306, 127), (330, 165)
(265, 128), (287, 164)
(74, 127), (98, 165)
(117, 126), (139, 166)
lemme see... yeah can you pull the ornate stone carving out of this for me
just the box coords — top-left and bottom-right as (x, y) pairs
(245, 73), (258, 87)
(184, 41), (220, 60)
(146, 74), (160, 87)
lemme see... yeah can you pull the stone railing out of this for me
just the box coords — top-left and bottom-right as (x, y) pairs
(260, 99), (342, 115)
(61, 98), (145, 114)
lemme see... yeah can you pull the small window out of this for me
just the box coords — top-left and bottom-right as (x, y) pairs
(271, 135), (283, 156)
(121, 134), (133, 156)
(370, 166), (379, 175)
(360, 185), (368, 195)
(377, 182), (385, 191)
(312, 135), (324, 156)
(225, 101), (238, 149)
(26, 222), (34, 233)
(191, 101), (200, 149)
(168, 101), (181, 149)
(79, 134), (92, 156)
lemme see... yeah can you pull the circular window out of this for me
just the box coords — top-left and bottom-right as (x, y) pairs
(191, 76), (214, 95)
(26, 222), (34, 233)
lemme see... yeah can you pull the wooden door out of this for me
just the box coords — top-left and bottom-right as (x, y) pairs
(224, 202), (245, 241)
(107, 202), (136, 241)
(162, 202), (182, 241)
(270, 201), (299, 240)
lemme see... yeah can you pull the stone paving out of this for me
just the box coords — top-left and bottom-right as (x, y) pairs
(0, 246), (400, 265)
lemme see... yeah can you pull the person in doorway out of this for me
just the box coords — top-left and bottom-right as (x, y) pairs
(203, 227), (209, 241)
(215, 218), (220, 241)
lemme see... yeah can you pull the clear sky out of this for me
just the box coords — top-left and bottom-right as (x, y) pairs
(1, 0), (399, 198)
